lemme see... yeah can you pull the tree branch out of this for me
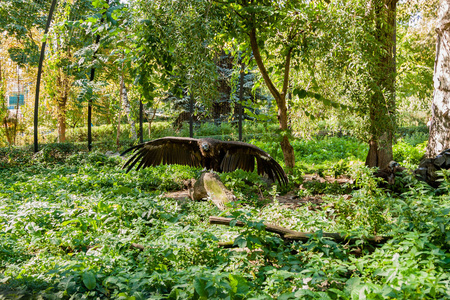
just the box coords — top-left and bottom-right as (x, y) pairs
(209, 216), (390, 245)
(282, 47), (293, 97)
(248, 27), (282, 102)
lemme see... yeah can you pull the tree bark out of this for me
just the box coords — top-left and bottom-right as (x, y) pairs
(116, 109), (121, 150)
(121, 74), (137, 140)
(56, 69), (69, 143)
(57, 109), (66, 143)
(139, 98), (143, 143)
(116, 85), (122, 150)
(365, 0), (397, 168)
(147, 105), (157, 138)
(0, 63), (12, 145)
(426, 0), (450, 158)
(13, 66), (21, 145)
(33, 0), (57, 153)
(248, 28), (295, 169)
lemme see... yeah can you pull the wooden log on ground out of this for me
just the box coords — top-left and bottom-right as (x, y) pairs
(209, 216), (390, 245)
(130, 243), (145, 251)
(187, 172), (236, 210)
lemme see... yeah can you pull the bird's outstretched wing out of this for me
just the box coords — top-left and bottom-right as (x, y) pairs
(218, 140), (288, 186)
(121, 137), (289, 186)
(121, 137), (202, 172)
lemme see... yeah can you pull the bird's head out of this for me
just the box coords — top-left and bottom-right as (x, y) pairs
(201, 142), (210, 152)
(199, 141), (213, 157)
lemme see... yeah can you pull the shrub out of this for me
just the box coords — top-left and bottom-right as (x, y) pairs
(0, 146), (34, 168)
(393, 140), (427, 166)
(34, 143), (84, 164)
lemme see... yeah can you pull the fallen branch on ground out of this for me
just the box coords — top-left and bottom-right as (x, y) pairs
(209, 216), (390, 246)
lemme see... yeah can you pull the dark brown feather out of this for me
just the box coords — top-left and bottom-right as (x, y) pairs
(121, 137), (288, 185)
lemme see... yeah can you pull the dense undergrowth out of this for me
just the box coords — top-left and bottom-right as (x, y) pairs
(0, 128), (449, 299)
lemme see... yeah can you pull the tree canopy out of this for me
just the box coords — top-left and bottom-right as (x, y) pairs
(0, 0), (438, 166)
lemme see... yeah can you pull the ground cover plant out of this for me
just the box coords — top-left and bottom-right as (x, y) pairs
(0, 134), (449, 299)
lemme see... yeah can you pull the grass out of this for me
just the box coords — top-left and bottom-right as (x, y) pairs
(0, 130), (449, 299)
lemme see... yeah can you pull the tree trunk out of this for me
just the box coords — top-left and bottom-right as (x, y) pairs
(116, 84), (122, 149)
(116, 109), (121, 150)
(365, 0), (397, 168)
(139, 98), (143, 143)
(34, 0), (57, 153)
(3, 117), (13, 145)
(366, 133), (393, 168)
(278, 99), (295, 168)
(13, 66), (21, 145)
(426, 0), (450, 158)
(0, 63), (12, 145)
(121, 75), (137, 140)
(248, 28), (295, 169)
(56, 70), (70, 143)
(147, 106), (157, 138)
(57, 111), (66, 143)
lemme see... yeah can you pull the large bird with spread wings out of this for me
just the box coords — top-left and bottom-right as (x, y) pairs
(121, 137), (288, 185)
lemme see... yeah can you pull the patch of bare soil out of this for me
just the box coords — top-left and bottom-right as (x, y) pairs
(164, 190), (190, 202)
(276, 174), (353, 210)
(276, 192), (324, 210)
(163, 173), (354, 210)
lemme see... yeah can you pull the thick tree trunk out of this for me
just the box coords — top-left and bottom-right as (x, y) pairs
(278, 100), (295, 168)
(426, 0), (450, 158)
(365, 0), (397, 168)
(3, 117), (14, 145)
(366, 133), (393, 168)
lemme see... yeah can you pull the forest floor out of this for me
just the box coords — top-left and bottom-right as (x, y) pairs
(165, 173), (354, 211)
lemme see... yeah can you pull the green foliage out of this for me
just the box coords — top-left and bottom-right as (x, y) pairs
(301, 180), (352, 196)
(220, 169), (271, 207)
(393, 131), (428, 166)
(1, 130), (449, 299)
(18, 121), (173, 145)
(0, 146), (34, 168)
(34, 143), (84, 164)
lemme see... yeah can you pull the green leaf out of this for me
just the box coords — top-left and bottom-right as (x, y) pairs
(82, 271), (96, 290)
(229, 274), (249, 296)
(294, 88), (307, 99)
(194, 278), (208, 299)
(113, 186), (132, 195)
(234, 236), (247, 248)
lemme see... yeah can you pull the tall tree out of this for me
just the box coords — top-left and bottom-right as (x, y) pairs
(364, 0), (398, 168)
(396, 0), (437, 107)
(135, 0), (219, 120)
(0, 53), (8, 146)
(43, 0), (98, 143)
(0, 0), (49, 66)
(212, 0), (324, 169)
(427, 0), (450, 157)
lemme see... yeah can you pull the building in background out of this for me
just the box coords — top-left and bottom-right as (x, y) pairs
(5, 66), (28, 119)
